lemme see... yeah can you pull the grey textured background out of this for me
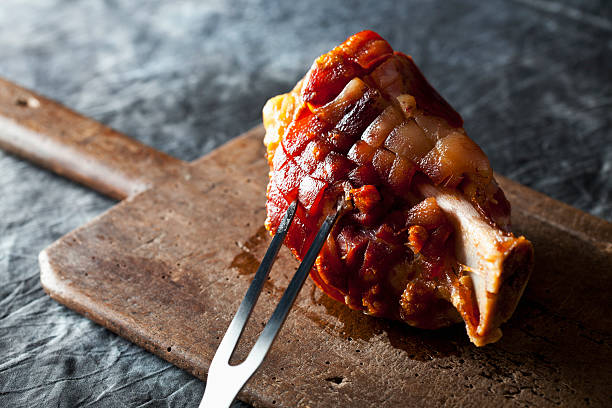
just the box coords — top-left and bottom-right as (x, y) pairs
(0, 0), (610, 407)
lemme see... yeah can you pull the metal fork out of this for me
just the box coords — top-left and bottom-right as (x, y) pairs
(199, 200), (341, 407)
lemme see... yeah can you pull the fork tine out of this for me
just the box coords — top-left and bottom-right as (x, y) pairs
(214, 200), (297, 362)
(200, 201), (341, 407)
(245, 208), (340, 369)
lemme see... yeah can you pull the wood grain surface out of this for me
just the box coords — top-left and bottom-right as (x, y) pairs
(38, 126), (611, 407)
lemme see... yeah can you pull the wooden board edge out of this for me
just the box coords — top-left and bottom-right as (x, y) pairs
(38, 247), (212, 382)
(496, 174), (612, 252)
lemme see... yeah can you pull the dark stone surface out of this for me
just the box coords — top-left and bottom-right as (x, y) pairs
(0, 0), (610, 406)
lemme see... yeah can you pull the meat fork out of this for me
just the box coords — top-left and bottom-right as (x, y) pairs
(199, 200), (341, 407)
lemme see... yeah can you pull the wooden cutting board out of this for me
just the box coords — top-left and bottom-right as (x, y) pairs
(1, 78), (611, 407)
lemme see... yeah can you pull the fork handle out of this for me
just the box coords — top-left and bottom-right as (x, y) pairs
(0, 77), (188, 200)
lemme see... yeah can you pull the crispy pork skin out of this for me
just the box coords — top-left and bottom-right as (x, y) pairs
(263, 31), (533, 346)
